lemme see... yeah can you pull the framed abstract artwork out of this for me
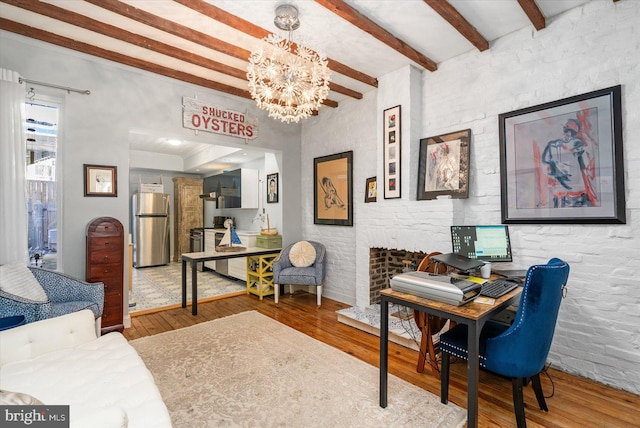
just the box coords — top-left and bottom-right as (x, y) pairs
(314, 151), (353, 226)
(84, 164), (117, 197)
(417, 129), (471, 200)
(383, 105), (401, 199)
(499, 85), (625, 224)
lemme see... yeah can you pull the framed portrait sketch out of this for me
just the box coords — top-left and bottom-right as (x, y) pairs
(365, 176), (377, 203)
(314, 151), (353, 226)
(266, 172), (279, 203)
(417, 129), (471, 200)
(499, 85), (625, 224)
(84, 164), (117, 197)
(383, 105), (401, 199)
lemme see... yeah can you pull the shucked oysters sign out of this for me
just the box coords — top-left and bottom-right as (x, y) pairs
(182, 97), (258, 140)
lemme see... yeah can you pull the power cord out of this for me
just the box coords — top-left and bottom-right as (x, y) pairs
(542, 362), (555, 398)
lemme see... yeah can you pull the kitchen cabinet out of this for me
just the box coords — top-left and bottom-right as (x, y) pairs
(203, 168), (258, 209)
(228, 232), (258, 280)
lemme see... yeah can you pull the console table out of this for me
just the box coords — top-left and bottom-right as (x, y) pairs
(379, 286), (522, 428)
(181, 247), (282, 315)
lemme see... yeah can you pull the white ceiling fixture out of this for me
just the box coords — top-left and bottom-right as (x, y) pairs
(247, 4), (331, 123)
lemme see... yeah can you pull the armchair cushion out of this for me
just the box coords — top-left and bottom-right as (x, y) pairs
(0, 262), (48, 302)
(289, 241), (316, 267)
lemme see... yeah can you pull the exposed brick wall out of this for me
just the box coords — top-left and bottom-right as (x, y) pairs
(369, 248), (426, 304)
(302, 1), (640, 394)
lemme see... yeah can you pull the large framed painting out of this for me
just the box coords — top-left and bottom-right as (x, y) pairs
(383, 105), (401, 199)
(417, 129), (471, 200)
(499, 85), (625, 224)
(314, 151), (353, 226)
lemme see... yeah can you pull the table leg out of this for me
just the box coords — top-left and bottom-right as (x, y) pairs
(379, 297), (389, 408)
(181, 259), (187, 308)
(191, 261), (198, 315)
(467, 320), (481, 428)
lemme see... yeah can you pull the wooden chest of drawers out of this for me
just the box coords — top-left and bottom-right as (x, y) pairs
(86, 217), (124, 334)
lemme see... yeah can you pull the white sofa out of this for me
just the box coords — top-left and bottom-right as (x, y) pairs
(0, 310), (172, 428)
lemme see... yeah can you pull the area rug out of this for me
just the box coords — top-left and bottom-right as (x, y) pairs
(130, 311), (466, 428)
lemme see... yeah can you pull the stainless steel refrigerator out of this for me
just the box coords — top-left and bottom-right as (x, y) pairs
(132, 193), (170, 268)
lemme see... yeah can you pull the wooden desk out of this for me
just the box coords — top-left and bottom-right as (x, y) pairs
(181, 247), (282, 315)
(379, 286), (522, 428)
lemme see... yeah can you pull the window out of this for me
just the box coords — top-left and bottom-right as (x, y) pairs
(25, 101), (59, 269)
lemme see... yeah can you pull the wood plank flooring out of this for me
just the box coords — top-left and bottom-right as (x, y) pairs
(124, 292), (640, 428)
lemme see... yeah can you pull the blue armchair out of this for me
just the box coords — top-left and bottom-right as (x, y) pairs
(273, 241), (326, 307)
(439, 258), (570, 428)
(0, 265), (104, 324)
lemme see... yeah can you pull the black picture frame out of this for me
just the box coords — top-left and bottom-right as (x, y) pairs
(499, 85), (625, 224)
(84, 164), (117, 197)
(266, 172), (279, 203)
(383, 105), (401, 199)
(365, 176), (377, 203)
(417, 129), (471, 200)
(314, 151), (353, 226)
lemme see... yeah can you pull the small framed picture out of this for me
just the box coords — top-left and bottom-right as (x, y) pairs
(84, 164), (117, 197)
(417, 129), (471, 200)
(266, 172), (279, 203)
(365, 176), (377, 203)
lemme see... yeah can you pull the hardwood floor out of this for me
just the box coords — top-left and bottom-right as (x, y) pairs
(124, 292), (639, 428)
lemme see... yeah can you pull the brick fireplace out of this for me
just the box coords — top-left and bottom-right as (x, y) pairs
(369, 248), (428, 305)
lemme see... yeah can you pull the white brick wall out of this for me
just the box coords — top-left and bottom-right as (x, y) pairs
(301, 0), (639, 394)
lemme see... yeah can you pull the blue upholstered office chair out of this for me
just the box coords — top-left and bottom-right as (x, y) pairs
(273, 241), (326, 307)
(439, 258), (570, 428)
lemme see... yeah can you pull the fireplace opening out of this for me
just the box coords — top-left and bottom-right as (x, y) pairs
(369, 248), (428, 305)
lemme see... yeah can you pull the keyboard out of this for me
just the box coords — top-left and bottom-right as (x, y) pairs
(480, 278), (520, 298)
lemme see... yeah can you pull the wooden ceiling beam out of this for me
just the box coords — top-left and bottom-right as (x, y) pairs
(86, 0), (362, 100)
(0, 17), (253, 100)
(316, 0), (437, 71)
(174, 0), (378, 88)
(517, 0), (546, 31)
(0, 0), (340, 108)
(423, 0), (489, 51)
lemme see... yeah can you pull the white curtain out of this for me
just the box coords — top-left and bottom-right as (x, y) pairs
(0, 69), (28, 264)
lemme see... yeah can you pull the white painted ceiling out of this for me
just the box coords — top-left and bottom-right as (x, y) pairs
(1, 0), (596, 173)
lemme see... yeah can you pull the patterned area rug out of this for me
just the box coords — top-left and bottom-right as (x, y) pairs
(130, 262), (245, 312)
(130, 311), (466, 428)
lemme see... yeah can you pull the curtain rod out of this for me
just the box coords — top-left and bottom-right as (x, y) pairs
(19, 77), (91, 95)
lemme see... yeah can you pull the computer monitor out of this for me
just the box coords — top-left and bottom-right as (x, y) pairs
(451, 225), (513, 262)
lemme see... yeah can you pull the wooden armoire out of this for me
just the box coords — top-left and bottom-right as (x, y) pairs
(173, 177), (203, 261)
(86, 217), (124, 334)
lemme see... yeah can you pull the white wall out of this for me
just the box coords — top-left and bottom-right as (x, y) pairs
(302, 0), (639, 394)
(0, 31), (303, 280)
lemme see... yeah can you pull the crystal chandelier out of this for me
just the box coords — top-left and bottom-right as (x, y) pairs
(247, 4), (331, 123)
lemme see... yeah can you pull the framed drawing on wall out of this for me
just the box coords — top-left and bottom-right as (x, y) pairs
(266, 172), (279, 203)
(84, 164), (117, 197)
(314, 151), (353, 226)
(383, 105), (401, 199)
(417, 129), (471, 200)
(365, 176), (377, 203)
(499, 85), (625, 224)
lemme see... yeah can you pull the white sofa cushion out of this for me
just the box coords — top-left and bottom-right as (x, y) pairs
(0, 310), (171, 428)
(0, 262), (47, 302)
(0, 309), (97, 366)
